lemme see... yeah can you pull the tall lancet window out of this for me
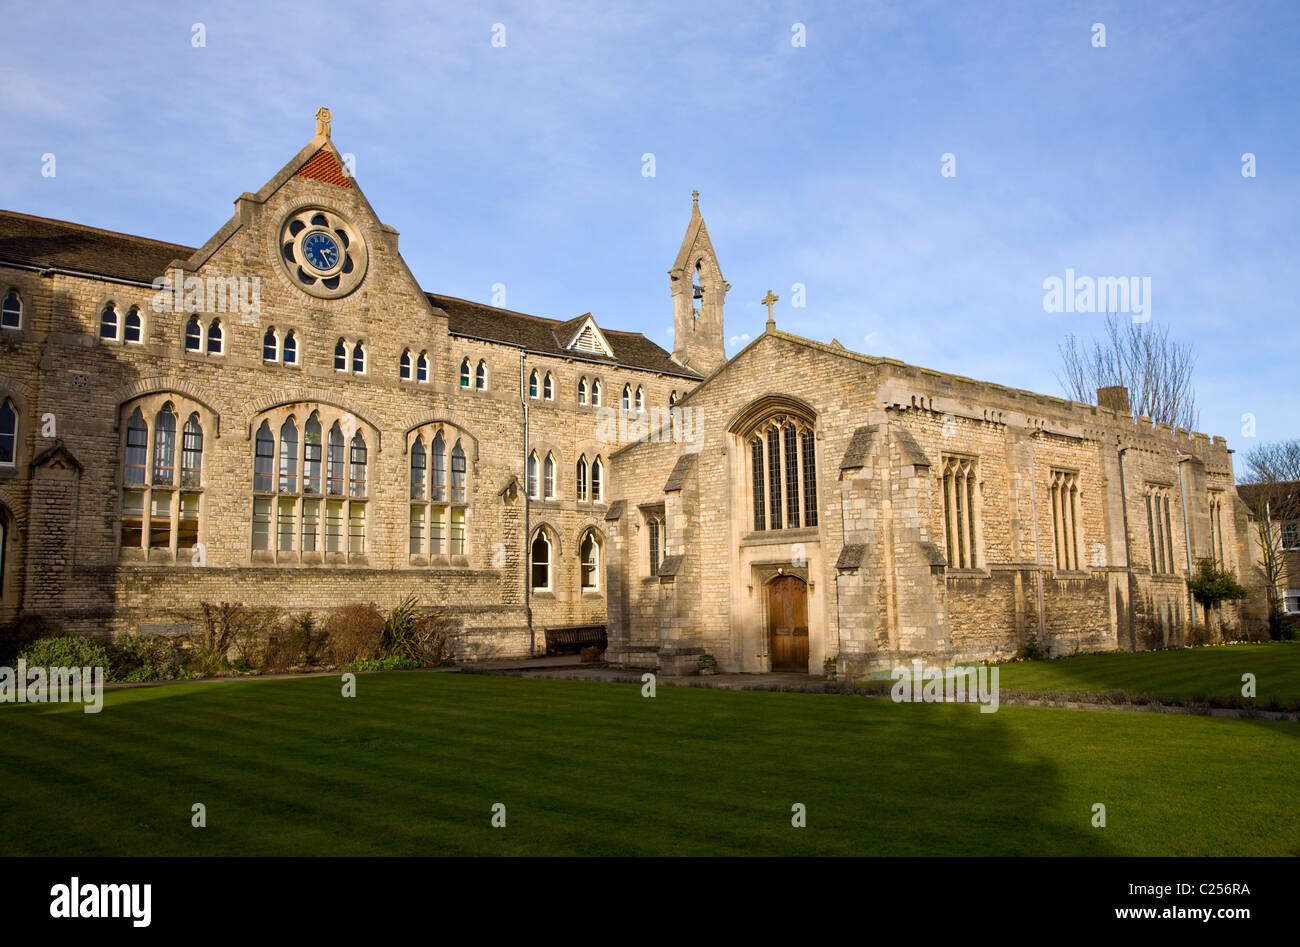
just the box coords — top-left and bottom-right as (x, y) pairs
(743, 411), (816, 533)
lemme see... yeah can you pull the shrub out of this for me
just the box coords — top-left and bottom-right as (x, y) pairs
(227, 607), (282, 671)
(264, 612), (330, 672)
(1187, 558), (1248, 627)
(108, 633), (188, 682)
(18, 634), (112, 672)
(325, 604), (385, 665)
(346, 655), (419, 672)
(379, 596), (463, 667)
(0, 616), (61, 666)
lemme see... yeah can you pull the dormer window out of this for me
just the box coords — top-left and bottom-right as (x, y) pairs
(566, 316), (614, 357)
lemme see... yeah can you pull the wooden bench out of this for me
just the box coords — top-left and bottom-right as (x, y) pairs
(544, 624), (607, 656)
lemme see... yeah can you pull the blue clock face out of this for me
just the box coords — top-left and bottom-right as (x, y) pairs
(301, 230), (341, 272)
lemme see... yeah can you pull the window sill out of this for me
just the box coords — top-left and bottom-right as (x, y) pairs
(741, 527), (819, 546)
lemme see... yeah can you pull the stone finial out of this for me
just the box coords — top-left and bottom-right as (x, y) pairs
(692, 189), (699, 208)
(315, 107), (332, 139)
(761, 289), (779, 328)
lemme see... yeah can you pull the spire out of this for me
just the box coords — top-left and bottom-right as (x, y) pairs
(670, 189), (729, 374)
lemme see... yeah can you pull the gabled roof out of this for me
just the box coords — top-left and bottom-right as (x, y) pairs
(429, 293), (700, 378)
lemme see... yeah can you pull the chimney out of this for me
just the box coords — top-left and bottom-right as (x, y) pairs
(1097, 386), (1130, 414)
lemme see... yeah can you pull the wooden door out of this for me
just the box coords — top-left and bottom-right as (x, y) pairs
(768, 576), (808, 671)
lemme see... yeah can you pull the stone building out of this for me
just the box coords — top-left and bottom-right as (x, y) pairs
(1237, 480), (1300, 621)
(603, 309), (1269, 676)
(0, 109), (702, 656)
(0, 109), (1267, 670)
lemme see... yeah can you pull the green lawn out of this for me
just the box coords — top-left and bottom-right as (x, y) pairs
(990, 642), (1300, 707)
(1, 672), (1296, 856)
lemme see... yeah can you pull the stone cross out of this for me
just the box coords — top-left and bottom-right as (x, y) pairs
(316, 107), (332, 139)
(762, 289), (779, 327)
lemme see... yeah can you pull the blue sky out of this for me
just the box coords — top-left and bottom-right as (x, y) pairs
(2, 0), (1296, 455)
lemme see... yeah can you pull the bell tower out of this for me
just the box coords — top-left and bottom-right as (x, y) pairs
(669, 190), (729, 374)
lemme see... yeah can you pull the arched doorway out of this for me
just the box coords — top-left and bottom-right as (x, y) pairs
(768, 575), (808, 671)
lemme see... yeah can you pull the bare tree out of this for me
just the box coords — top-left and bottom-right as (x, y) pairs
(1057, 313), (1199, 430)
(1240, 438), (1300, 484)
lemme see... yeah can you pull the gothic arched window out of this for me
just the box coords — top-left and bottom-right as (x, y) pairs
(181, 414), (203, 488)
(152, 404), (177, 485)
(349, 431), (367, 497)
(119, 396), (210, 558)
(409, 425), (471, 562)
(251, 407), (369, 560)
(580, 530), (600, 592)
(303, 414), (322, 494)
(531, 530), (551, 591)
(100, 303), (120, 341)
(124, 307), (143, 343)
(279, 417), (299, 493)
(576, 456), (588, 502)
(1, 291), (20, 330)
(0, 400), (17, 466)
(744, 411), (817, 532)
(185, 316), (202, 351)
